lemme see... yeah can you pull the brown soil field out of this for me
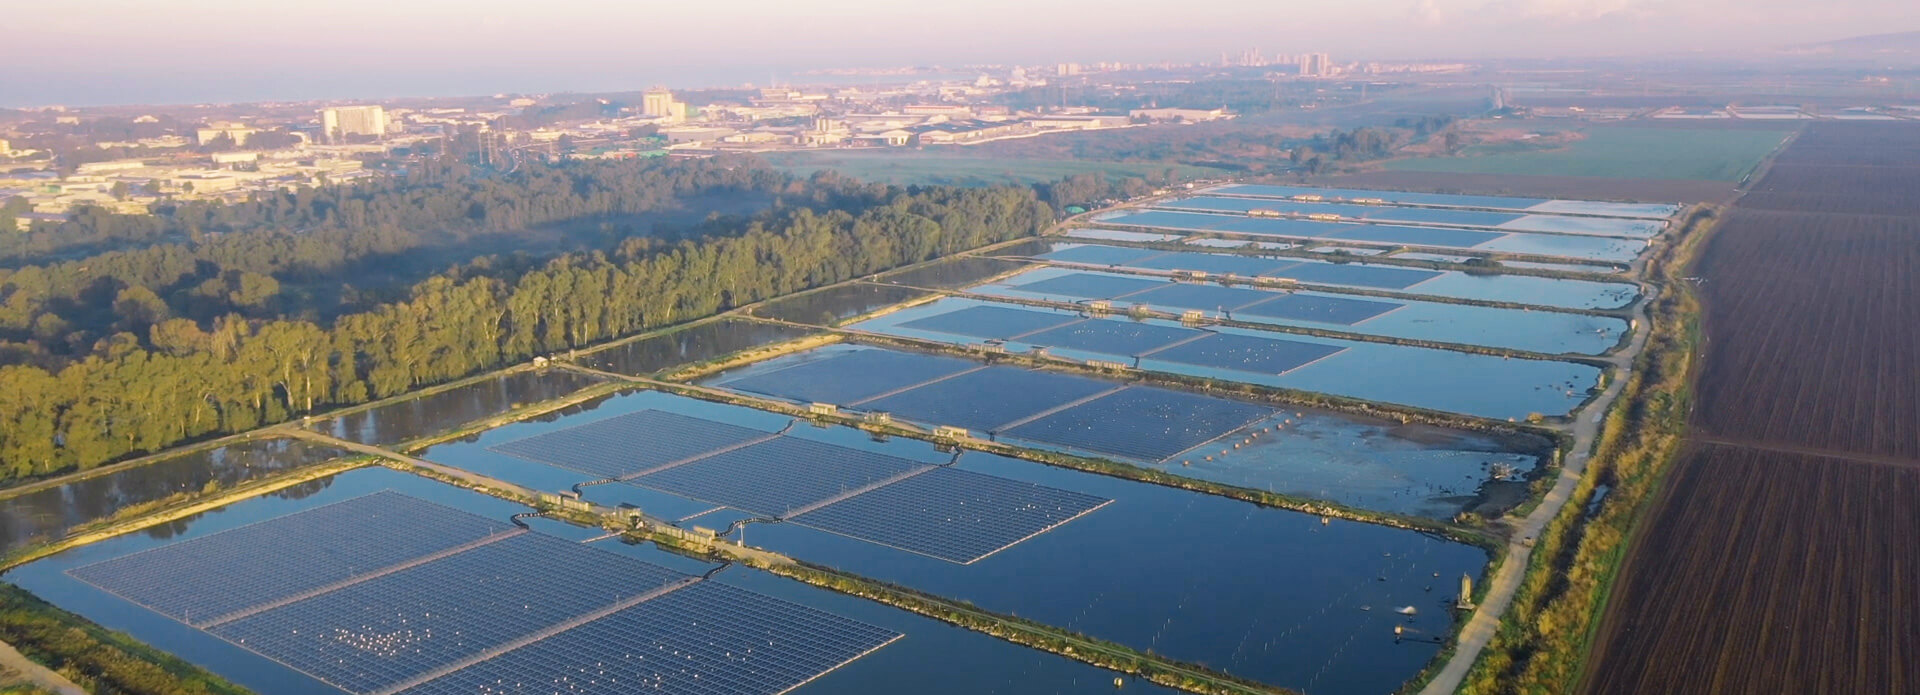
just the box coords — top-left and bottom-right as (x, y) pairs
(1739, 164), (1920, 216)
(1690, 209), (1920, 459)
(1311, 170), (1737, 203)
(1585, 120), (1920, 695)
(1584, 442), (1920, 695)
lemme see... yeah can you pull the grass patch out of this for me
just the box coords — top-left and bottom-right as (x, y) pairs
(1385, 127), (1792, 181)
(759, 150), (1219, 187)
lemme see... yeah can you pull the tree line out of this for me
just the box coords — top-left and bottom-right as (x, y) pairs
(0, 156), (861, 366)
(0, 176), (1050, 482)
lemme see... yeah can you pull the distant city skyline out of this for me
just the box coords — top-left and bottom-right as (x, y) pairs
(4, 0), (1914, 107)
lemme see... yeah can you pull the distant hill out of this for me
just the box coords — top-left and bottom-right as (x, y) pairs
(1778, 31), (1920, 61)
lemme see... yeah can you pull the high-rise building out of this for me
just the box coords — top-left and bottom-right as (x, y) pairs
(320, 105), (387, 141)
(642, 88), (675, 118)
(1298, 53), (1333, 78)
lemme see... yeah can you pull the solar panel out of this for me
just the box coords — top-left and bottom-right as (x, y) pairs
(1238, 294), (1404, 325)
(487, 410), (773, 479)
(1010, 273), (1168, 300)
(1038, 244), (1166, 266)
(1006, 387), (1275, 462)
(68, 491), (517, 626)
(629, 437), (929, 517)
(1320, 225), (1507, 248)
(1017, 319), (1200, 357)
(1125, 283), (1278, 312)
(897, 305), (1085, 340)
(859, 367), (1116, 432)
(211, 533), (689, 695)
(398, 581), (900, 695)
(1147, 333), (1346, 376)
(1265, 262), (1441, 290)
(793, 467), (1110, 563)
(1127, 252), (1297, 277)
(718, 349), (978, 406)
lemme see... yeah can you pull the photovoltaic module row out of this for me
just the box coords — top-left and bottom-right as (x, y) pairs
(212, 532), (689, 695)
(627, 436), (930, 518)
(1004, 386), (1276, 461)
(1158, 195), (1529, 229)
(67, 491), (518, 626)
(896, 304), (1087, 341)
(1034, 246), (1445, 290)
(889, 304), (1353, 376)
(1101, 209), (1511, 248)
(792, 467), (1112, 563)
(718, 349), (979, 405)
(71, 491), (902, 695)
(713, 347), (1282, 462)
(1001, 272), (1406, 326)
(398, 581), (902, 695)
(1205, 183), (1681, 219)
(859, 367), (1119, 433)
(478, 394), (1116, 564)
(488, 409), (774, 480)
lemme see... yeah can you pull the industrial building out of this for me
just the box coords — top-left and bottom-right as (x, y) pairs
(320, 105), (388, 141)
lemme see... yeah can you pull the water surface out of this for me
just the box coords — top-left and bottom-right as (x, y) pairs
(306, 368), (605, 446)
(0, 438), (349, 554)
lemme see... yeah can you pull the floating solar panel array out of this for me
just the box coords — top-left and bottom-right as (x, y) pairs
(1034, 246), (1445, 291)
(709, 347), (1286, 463)
(67, 491), (519, 626)
(792, 467), (1112, 563)
(888, 303), (1354, 378)
(1161, 196), (1530, 229)
(718, 349), (979, 405)
(1209, 184), (1560, 213)
(998, 271), (1408, 327)
(630, 437), (929, 518)
(399, 581), (901, 695)
(213, 533), (688, 694)
(1018, 320), (1200, 356)
(860, 367), (1121, 432)
(488, 409), (774, 479)
(897, 304), (1085, 341)
(483, 399), (1114, 564)
(68, 491), (901, 695)
(1148, 333), (1346, 376)
(1004, 387), (1275, 462)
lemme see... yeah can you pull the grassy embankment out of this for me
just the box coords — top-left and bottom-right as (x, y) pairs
(1456, 207), (1713, 693)
(0, 585), (248, 695)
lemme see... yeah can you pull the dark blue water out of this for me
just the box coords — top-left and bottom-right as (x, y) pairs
(579, 319), (820, 377)
(3, 467), (1178, 695)
(0, 438), (350, 553)
(307, 369), (606, 446)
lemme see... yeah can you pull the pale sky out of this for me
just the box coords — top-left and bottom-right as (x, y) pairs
(4, 0), (1912, 106)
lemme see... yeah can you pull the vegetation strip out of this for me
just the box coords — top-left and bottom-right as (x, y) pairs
(1452, 207), (1710, 694)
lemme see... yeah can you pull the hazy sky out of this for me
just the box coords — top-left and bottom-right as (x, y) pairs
(4, 0), (1912, 106)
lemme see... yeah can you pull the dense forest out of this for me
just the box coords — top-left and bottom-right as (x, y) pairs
(0, 156), (872, 366)
(0, 155), (1051, 482)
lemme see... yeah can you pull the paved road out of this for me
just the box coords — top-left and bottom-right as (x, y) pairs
(1418, 285), (1657, 695)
